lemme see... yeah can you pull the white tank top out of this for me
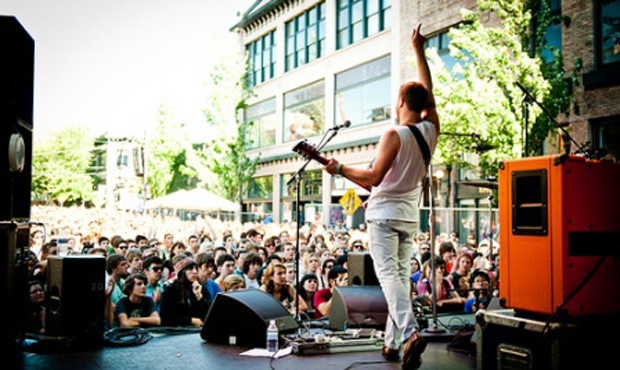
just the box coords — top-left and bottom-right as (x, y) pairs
(366, 121), (438, 222)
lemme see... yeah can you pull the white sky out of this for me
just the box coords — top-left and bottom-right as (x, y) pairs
(0, 0), (254, 140)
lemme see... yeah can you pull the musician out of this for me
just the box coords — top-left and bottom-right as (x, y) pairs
(323, 24), (439, 370)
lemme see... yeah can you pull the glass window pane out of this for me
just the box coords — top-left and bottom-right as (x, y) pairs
(335, 88), (363, 127)
(367, 0), (379, 15)
(338, 8), (349, 30)
(383, 0), (392, 8)
(339, 0), (350, 10)
(352, 0), (364, 23)
(308, 43), (317, 62)
(297, 15), (305, 31)
(362, 77), (391, 122)
(368, 13), (380, 36)
(383, 7), (391, 29)
(338, 29), (350, 49)
(284, 81), (325, 142)
(352, 21), (364, 42)
(308, 7), (317, 25)
(601, 0), (620, 65)
(318, 19), (326, 40)
(296, 32), (305, 50)
(308, 26), (317, 44)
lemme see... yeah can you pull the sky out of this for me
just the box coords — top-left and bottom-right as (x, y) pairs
(1, 0), (254, 140)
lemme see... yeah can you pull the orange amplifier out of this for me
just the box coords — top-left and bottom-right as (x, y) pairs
(498, 155), (620, 316)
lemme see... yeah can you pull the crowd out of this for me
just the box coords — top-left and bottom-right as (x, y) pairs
(25, 206), (499, 334)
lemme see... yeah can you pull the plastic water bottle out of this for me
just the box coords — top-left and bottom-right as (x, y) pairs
(266, 320), (278, 353)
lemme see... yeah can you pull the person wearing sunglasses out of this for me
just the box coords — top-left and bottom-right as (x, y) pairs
(144, 255), (165, 307)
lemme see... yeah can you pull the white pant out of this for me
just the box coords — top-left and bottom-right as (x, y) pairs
(368, 219), (418, 350)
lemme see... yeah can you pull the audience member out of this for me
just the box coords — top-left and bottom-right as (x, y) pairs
(161, 258), (211, 327)
(115, 273), (161, 327)
(314, 266), (348, 318)
(260, 261), (307, 315)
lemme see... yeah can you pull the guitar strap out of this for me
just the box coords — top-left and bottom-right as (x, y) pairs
(408, 124), (431, 205)
(407, 124), (431, 174)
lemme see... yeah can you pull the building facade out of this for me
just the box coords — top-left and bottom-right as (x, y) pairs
(90, 136), (145, 211)
(231, 0), (620, 230)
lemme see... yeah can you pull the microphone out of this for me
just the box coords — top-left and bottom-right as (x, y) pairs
(332, 120), (351, 131)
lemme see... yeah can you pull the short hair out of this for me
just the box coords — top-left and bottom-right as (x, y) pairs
(123, 273), (148, 296)
(247, 229), (262, 238)
(216, 253), (235, 267)
(223, 274), (245, 291)
(111, 235), (124, 248)
(126, 250), (142, 263)
(135, 235), (148, 244)
(439, 242), (456, 255)
(143, 255), (163, 270)
(195, 252), (215, 268)
(188, 234), (199, 241)
(399, 81), (429, 113)
(242, 253), (263, 274)
(328, 266), (347, 282)
(99, 236), (110, 244)
(106, 254), (127, 274)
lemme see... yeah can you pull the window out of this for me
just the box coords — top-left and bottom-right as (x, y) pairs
(247, 176), (274, 199)
(283, 80), (325, 142)
(246, 98), (276, 149)
(425, 30), (464, 73)
(534, 0), (562, 63)
(282, 171), (323, 198)
(337, 0), (391, 49)
(285, 2), (326, 71)
(596, 0), (620, 67)
(246, 30), (277, 87)
(335, 55), (391, 127)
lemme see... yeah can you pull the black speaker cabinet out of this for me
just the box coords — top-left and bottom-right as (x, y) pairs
(0, 16), (34, 221)
(348, 252), (379, 286)
(0, 222), (30, 368)
(46, 256), (106, 346)
(329, 286), (388, 331)
(201, 289), (298, 347)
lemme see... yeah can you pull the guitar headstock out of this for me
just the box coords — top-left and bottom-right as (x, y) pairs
(292, 140), (320, 161)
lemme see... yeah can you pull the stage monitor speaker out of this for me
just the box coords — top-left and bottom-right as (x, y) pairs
(0, 16), (34, 221)
(201, 289), (298, 348)
(329, 286), (388, 331)
(46, 255), (106, 347)
(347, 252), (379, 286)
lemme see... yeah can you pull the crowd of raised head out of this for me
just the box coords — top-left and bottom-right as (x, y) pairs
(24, 205), (498, 333)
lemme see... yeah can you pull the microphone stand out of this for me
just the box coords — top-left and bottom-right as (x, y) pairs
(422, 163), (447, 336)
(286, 126), (343, 322)
(515, 81), (588, 157)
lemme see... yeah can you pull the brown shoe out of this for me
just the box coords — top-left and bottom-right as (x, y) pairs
(402, 332), (426, 370)
(382, 345), (400, 362)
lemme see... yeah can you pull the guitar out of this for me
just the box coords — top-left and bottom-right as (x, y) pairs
(292, 140), (372, 192)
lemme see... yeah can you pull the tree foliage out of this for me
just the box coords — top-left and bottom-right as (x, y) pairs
(425, 0), (580, 176)
(32, 124), (95, 206)
(146, 103), (208, 199)
(202, 54), (260, 204)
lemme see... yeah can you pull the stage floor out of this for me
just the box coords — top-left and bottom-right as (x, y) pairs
(22, 330), (476, 370)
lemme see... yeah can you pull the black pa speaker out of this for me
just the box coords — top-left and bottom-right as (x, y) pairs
(348, 252), (379, 286)
(329, 286), (388, 331)
(0, 16), (34, 221)
(46, 256), (106, 347)
(201, 289), (298, 347)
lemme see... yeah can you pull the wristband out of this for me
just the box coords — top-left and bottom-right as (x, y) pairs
(336, 163), (343, 175)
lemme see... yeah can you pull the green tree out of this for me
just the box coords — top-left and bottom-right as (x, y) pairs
(146, 103), (207, 199)
(425, 0), (580, 176)
(202, 53), (260, 206)
(32, 124), (95, 205)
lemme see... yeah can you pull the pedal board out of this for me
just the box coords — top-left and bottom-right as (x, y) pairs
(291, 338), (383, 356)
